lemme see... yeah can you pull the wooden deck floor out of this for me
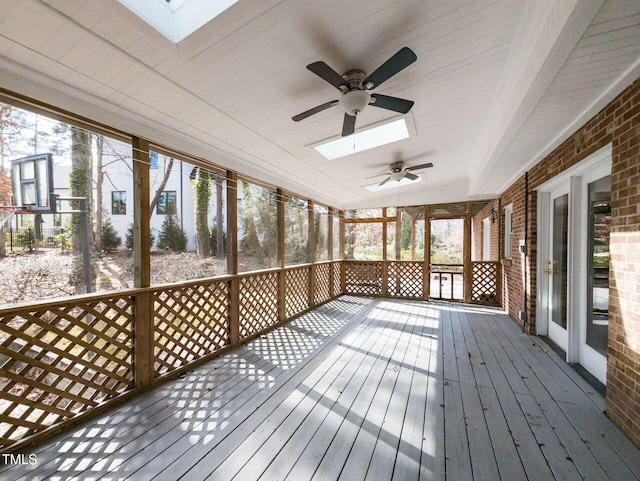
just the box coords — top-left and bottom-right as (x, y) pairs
(2, 296), (640, 481)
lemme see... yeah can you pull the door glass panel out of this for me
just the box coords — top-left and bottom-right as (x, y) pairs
(551, 194), (569, 329)
(587, 175), (610, 354)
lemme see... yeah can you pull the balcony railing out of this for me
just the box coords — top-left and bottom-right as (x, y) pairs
(343, 260), (500, 306)
(0, 258), (500, 453)
(430, 263), (464, 301)
(0, 261), (342, 453)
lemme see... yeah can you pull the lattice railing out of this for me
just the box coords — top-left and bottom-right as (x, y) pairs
(333, 261), (343, 296)
(344, 261), (383, 295)
(0, 294), (134, 449)
(153, 280), (230, 378)
(314, 263), (331, 305)
(387, 262), (423, 298)
(285, 266), (310, 318)
(239, 272), (279, 338)
(0, 260), (348, 452)
(471, 261), (500, 305)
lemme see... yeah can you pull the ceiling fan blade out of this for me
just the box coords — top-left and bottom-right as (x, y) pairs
(370, 94), (414, 114)
(365, 172), (391, 179)
(406, 162), (433, 171)
(378, 176), (392, 187)
(404, 172), (420, 181)
(307, 61), (350, 90)
(342, 113), (356, 137)
(363, 47), (417, 89)
(292, 100), (338, 122)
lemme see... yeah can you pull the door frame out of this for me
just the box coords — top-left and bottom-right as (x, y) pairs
(540, 183), (570, 351)
(536, 144), (611, 383)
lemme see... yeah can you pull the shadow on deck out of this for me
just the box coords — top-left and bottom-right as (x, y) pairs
(1, 296), (639, 480)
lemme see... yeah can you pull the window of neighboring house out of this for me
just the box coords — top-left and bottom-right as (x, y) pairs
(504, 204), (513, 259)
(112, 191), (127, 215)
(157, 191), (177, 215)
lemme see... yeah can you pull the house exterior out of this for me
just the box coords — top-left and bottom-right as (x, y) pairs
(11, 149), (225, 252)
(500, 78), (640, 446)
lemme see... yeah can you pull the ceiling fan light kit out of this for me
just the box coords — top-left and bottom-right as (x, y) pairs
(292, 47), (417, 137)
(338, 90), (371, 116)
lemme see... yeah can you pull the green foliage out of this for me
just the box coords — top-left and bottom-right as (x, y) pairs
(17, 228), (35, 252)
(194, 167), (211, 257)
(430, 248), (463, 266)
(54, 217), (72, 251)
(100, 218), (121, 253)
(54, 229), (71, 252)
(125, 223), (155, 249)
(209, 223), (226, 254)
(157, 215), (187, 252)
(401, 214), (411, 250)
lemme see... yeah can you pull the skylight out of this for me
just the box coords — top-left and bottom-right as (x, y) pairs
(119, 0), (238, 43)
(313, 117), (412, 160)
(365, 175), (422, 192)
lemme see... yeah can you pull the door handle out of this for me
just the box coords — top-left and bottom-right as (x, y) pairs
(544, 269), (560, 274)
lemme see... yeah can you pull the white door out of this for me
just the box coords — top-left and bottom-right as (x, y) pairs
(536, 145), (611, 384)
(577, 171), (610, 382)
(546, 186), (569, 352)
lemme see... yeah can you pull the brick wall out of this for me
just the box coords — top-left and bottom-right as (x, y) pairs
(471, 200), (500, 261)
(500, 77), (640, 447)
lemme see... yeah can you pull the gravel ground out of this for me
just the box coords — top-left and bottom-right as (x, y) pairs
(0, 249), (249, 307)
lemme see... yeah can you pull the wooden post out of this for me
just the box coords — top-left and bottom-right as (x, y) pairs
(395, 208), (403, 295)
(423, 205), (430, 301)
(277, 189), (286, 321)
(308, 200), (315, 307)
(496, 198), (502, 306)
(328, 208), (334, 298)
(132, 137), (152, 389)
(382, 208), (388, 297)
(395, 208), (402, 261)
(339, 210), (345, 292)
(226, 171), (239, 344)
(464, 201), (473, 303)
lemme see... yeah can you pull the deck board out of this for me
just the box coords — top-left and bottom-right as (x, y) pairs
(1, 297), (639, 481)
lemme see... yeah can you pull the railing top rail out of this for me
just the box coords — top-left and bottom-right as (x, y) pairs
(0, 288), (141, 316)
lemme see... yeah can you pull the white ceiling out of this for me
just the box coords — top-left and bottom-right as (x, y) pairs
(1, 0), (639, 209)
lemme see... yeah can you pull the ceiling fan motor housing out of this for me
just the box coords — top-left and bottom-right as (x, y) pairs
(338, 70), (370, 116)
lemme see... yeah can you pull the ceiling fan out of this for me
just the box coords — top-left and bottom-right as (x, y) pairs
(368, 160), (433, 186)
(292, 47), (417, 136)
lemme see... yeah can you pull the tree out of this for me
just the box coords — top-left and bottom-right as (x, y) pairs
(126, 223), (155, 250)
(0, 172), (11, 257)
(95, 134), (104, 253)
(150, 156), (174, 218)
(100, 217), (121, 253)
(214, 173), (224, 259)
(157, 215), (187, 252)
(284, 196), (309, 264)
(69, 126), (95, 293)
(194, 166), (211, 257)
(0, 104), (25, 258)
(239, 182), (277, 266)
